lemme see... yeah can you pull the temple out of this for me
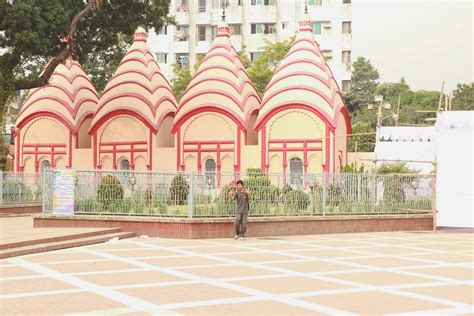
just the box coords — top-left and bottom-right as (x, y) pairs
(14, 15), (351, 177)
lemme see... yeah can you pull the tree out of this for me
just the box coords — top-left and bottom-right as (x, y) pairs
(350, 78), (440, 128)
(171, 54), (204, 101)
(377, 162), (418, 174)
(344, 57), (380, 113)
(451, 82), (474, 111)
(0, 0), (174, 170)
(82, 37), (130, 93)
(348, 122), (376, 152)
(247, 37), (294, 96)
(171, 48), (253, 101)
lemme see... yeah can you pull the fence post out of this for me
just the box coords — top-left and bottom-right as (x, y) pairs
(357, 173), (362, 203)
(0, 171), (3, 205)
(42, 169), (48, 214)
(322, 172), (327, 216)
(431, 172), (437, 233)
(188, 171), (194, 219)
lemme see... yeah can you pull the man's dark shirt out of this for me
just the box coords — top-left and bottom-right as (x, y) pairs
(235, 191), (249, 214)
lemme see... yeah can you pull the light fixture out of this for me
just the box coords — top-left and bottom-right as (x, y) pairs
(128, 175), (137, 187)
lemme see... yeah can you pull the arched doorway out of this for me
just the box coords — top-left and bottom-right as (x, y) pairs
(39, 160), (51, 173)
(118, 159), (131, 185)
(289, 157), (303, 187)
(119, 159), (130, 171)
(204, 158), (216, 187)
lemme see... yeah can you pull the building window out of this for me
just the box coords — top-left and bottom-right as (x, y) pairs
(175, 25), (189, 41)
(322, 49), (332, 60)
(251, 0), (275, 5)
(308, 0), (323, 5)
(213, 0), (229, 8)
(252, 23), (275, 34)
(198, 0), (206, 12)
(289, 157), (303, 187)
(342, 50), (351, 64)
(343, 0), (351, 3)
(230, 24), (241, 35)
(312, 22), (322, 35)
(198, 26), (206, 41)
(176, 53), (189, 69)
(156, 53), (167, 64)
(158, 26), (167, 35)
(264, 24), (276, 34)
(281, 22), (288, 29)
(342, 21), (351, 34)
(211, 25), (217, 39)
(177, 0), (188, 12)
(250, 52), (262, 61)
(251, 24), (260, 34)
(342, 80), (351, 93)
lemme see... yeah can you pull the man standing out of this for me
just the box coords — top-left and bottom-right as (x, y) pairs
(229, 180), (250, 240)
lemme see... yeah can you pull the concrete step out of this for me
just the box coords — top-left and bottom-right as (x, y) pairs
(0, 227), (124, 250)
(0, 231), (135, 259)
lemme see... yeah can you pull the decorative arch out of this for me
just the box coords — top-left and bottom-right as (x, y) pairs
(97, 115), (149, 170)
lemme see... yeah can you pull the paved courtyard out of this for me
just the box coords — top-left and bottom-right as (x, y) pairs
(1, 231), (473, 315)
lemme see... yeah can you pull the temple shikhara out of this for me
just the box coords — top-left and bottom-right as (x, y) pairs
(14, 14), (351, 176)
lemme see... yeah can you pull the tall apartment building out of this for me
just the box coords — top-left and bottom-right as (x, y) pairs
(148, 0), (352, 92)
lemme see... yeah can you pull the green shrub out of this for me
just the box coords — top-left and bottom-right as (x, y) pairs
(75, 199), (97, 214)
(244, 168), (273, 208)
(216, 185), (235, 215)
(97, 175), (123, 210)
(283, 189), (309, 212)
(383, 175), (406, 202)
(249, 201), (270, 215)
(194, 193), (211, 204)
(2, 180), (34, 202)
(327, 184), (342, 206)
(282, 184), (292, 194)
(338, 195), (354, 213)
(169, 174), (189, 205)
(145, 187), (154, 207)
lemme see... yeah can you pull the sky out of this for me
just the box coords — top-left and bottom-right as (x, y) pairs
(352, 0), (473, 93)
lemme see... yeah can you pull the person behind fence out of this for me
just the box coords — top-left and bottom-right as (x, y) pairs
(228, 180), (251, 240)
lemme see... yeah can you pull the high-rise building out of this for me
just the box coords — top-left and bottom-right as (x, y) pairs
(148, 0), (352, 92)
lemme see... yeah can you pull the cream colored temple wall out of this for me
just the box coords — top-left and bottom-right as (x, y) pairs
(265, 109), (327, 174)
(20, 117), (70, 172)
(334, 112), (348, 172)
(347, 152), (376, 172)
(72, 149), (93, 170)
(241, 145), (260, 172)
(153, 147), (176, 172)
(97, 115), (150, 170)
(180, 112), (237, 172)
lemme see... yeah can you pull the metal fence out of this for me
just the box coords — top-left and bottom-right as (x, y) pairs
(41, 169), (434, 218)
(0, 172), (43, 205)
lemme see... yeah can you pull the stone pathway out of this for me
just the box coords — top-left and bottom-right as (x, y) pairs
(1, 231), (473, 315)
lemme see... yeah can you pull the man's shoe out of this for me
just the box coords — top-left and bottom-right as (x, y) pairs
(234, 235), (239, 240)
(238, 236), (244, 241)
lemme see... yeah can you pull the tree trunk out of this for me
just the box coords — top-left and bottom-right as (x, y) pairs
(14, 0), (97, 91)
(0, 0), (98, 171)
